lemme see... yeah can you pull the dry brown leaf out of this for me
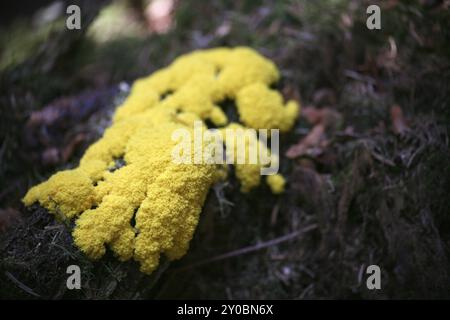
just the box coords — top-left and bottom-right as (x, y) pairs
(391, 104), (409, 135)
(302, 106), (323, 125)
(286, 124), (326, 159)
(286, 107), (342, 159)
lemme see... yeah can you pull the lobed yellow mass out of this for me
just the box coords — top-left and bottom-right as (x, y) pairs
(23, 47), (300, 274)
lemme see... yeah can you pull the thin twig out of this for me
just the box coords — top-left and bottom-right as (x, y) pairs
(270, 203), (280, 226)
(175, 224), (318, 272)
(4, 271), (41, 298)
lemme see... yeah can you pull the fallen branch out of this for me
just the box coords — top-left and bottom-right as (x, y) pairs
(175, 224), (318, 272)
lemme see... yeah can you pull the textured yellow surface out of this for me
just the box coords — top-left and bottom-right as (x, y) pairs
(266, 174), (286, 194)
(23, 47), (299, 274)
(220, 122), (278, 193)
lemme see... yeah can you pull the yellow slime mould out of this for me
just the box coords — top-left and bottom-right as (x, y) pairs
(266, 174), (286, 194)
(23, 47), (300, 274)
(220, 122), (280, 193)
